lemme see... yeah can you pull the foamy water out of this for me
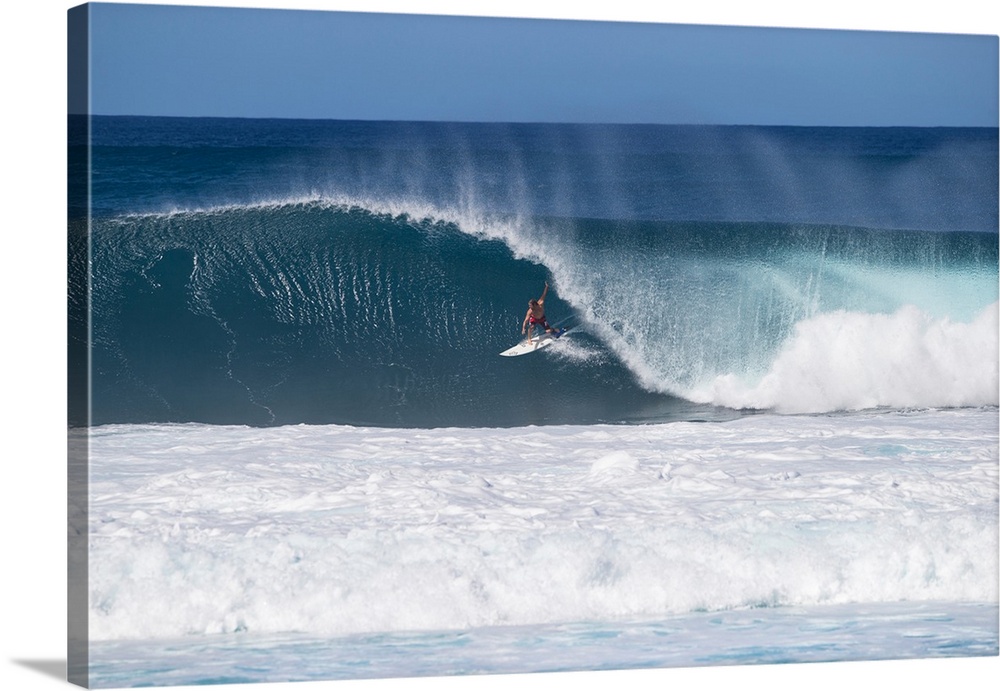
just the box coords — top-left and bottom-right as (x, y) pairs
(83, 407), (998, 642)
(697, 302), (1000, 412)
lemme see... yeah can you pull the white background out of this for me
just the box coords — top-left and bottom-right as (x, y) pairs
(2, 1), (997, 690)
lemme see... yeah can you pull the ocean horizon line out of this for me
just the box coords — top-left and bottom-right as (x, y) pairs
(73, 112), (1000, 131)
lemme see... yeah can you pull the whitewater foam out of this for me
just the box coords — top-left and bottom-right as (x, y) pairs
(699, 302), (999, 413)
(84, 408), (998, 641)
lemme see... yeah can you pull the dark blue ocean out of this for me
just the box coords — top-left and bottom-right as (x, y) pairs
(69, 116), (998, 427)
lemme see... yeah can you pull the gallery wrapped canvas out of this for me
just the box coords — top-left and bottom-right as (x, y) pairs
(67, 2), (998, 689)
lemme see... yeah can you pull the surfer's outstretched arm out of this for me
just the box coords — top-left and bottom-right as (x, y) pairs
(539, 281), (549, 304)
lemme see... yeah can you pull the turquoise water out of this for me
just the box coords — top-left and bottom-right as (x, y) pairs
(87, 602), (999, 687)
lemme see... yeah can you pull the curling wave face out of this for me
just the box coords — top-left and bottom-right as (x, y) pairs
(78, 198), (998, 426)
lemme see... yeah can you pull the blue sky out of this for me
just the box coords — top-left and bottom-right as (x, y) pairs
(84, 2), (998, 126)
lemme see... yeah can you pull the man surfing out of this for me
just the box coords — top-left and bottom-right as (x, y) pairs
(521, 281), (565, 344)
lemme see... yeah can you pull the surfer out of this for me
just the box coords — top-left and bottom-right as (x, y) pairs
(522, 281), (561, 343)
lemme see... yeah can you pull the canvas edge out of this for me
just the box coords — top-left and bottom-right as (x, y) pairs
(68, 3), (91, 688)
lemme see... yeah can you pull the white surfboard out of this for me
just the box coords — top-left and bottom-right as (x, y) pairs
(499, 328), (570, 357)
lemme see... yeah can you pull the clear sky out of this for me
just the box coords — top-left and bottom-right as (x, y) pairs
(82, 1), (998, 126)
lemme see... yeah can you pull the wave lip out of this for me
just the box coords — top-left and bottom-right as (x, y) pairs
(696, 302), (999, 414)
